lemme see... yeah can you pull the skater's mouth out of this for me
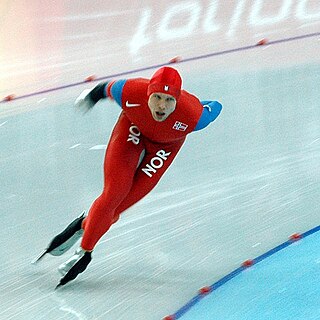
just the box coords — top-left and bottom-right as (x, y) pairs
(156, 111), (165, 116)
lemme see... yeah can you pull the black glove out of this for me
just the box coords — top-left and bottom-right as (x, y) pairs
(74, 82), (107, 113)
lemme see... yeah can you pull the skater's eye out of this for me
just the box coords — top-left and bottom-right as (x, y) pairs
(155, 94), (161, 100)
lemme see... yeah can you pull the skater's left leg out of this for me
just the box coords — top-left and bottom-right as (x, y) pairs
(56, 115), (144, 286)
(80, 117), (145, 252)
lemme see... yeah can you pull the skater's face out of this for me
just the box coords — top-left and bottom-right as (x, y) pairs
(148, 92), (177, 122)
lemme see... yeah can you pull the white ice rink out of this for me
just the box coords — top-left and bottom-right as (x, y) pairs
(1, 1), (320, 319)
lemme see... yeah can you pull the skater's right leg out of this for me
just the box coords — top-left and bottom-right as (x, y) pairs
(49, 211), (85, 256)
(32, 211), (86, 264)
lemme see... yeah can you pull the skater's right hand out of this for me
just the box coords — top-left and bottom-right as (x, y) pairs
(74, 88), (96, 113)
(74, 82), (108, 113)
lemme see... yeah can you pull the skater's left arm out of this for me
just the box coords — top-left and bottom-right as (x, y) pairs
(193, 101), (222, 131)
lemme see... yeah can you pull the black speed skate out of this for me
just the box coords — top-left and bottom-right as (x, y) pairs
(32, 211), (85, 264)
(56, 247), (92, 288)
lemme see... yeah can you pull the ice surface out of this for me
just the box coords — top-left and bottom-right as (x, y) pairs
(1, 1), (320, 319)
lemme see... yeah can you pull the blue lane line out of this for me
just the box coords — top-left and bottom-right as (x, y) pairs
(1, 32), (319, 104)
(173, 267), (245, 318)
(171, 224), (320, 319)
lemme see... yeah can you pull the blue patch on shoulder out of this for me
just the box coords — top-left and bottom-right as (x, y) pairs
(110, 79), (127, 107)
(194, 101), (222, 131)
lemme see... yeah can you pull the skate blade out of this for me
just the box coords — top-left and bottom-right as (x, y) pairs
(55, 274), (70, 289)
(31, 249), (48, 264)
(55, 283), (62, 290)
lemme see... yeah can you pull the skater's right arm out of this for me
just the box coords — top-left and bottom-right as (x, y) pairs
(74, 80), (126, 113)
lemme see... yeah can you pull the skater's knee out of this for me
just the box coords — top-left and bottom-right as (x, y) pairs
(96, 188), (125, 210)
(112, 214), (120, 224)
(100, 181), (131, 205)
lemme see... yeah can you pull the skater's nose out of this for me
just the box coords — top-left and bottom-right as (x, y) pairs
(158, 101), (167, 110)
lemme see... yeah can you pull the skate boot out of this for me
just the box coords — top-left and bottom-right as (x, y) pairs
(32, 211), (86, 264)
(56, 247), (92, 288)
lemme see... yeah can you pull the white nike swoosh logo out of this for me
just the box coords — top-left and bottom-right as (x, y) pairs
(126, 101), (141, 108)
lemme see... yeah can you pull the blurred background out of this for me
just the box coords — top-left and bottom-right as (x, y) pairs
(1, 1), (319, 319)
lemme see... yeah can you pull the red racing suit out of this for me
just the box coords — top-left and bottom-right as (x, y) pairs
(81, 78), (222, 251)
